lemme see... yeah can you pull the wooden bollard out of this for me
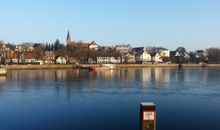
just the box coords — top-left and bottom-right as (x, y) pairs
(140, 102), (156, 130)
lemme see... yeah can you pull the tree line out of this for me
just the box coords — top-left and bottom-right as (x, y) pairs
(0, 39), (220, 63)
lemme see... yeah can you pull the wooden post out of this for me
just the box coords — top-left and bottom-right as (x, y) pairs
(140, 102), (156, 130)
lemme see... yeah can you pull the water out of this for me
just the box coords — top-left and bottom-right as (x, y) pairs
(0, 68), (220, 130)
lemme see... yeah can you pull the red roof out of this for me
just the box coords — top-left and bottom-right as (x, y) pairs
(69, 42), (89, 48)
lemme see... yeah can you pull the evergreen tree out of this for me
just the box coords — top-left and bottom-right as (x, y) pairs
(48, 43), (51, 51)
(54, 39), (61, 51)
(51, 44), (54, 51)
(45, 43), (49, 51)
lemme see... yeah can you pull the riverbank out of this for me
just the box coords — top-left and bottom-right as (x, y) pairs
(3, 64), (220, 70)
(5, 64), (75, 70)
(80, 63), (220, 68)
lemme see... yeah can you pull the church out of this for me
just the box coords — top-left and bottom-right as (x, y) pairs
(66, 31), (98, 51)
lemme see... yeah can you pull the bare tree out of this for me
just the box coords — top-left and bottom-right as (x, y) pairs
(33, 44), (44, 60)
(206, 48), (220, 63)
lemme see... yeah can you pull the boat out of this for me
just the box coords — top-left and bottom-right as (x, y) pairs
(89, 64), (119, 71)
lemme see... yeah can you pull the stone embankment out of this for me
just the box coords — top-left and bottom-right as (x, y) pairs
(5, 64), (75, 70)
(2, 64), (220, 70)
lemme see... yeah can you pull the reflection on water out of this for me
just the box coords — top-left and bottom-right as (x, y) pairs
(0, 68), (220, 130)
(5, 68), (214, 86)
(0, 76), (6, 81)
(4, 67), (218, 96)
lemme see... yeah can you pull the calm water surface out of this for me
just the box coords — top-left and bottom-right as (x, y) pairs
(0, 68), (220, 130)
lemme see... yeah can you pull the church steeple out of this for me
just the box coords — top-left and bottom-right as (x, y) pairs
(66, 30), (71, 46)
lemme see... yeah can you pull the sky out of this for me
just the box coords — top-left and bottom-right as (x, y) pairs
(0, 0), (220, 51)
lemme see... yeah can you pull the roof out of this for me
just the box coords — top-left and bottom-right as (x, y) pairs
(141, 102), (155, 106)
(126, 52), (135, 57)
(150, 52), (157, 57)
(196, 50), (204, 53)
(90, 41), (97, 45)
(170, 51), (176, 56)
(116, 44), (131, 47)
(69, 42), (89, 48)
(135, 48), (150, 57)
(66, 30), (71, 42)
(133, 47), (144, 53)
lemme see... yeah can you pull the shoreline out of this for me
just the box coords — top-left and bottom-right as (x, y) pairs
(3, 64), (220, 70)
(5, 64), (75, 70)
(80, 64), (220, 68)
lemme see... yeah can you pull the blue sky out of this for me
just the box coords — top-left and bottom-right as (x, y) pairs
(0, 0), (220, 51)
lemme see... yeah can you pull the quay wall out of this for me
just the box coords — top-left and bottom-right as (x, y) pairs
(80, 64), (220, 68)
(5, 64), (74, 70)
(3, 64), (220, 70)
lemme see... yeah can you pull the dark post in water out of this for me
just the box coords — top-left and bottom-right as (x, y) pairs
(140, 102), (156, 130)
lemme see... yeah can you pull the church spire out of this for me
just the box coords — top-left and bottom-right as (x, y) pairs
(66, 30), (71, 46)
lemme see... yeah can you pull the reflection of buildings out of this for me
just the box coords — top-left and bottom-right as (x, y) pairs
(0, 76), (6, 82)
(134, 68), (172, 88)
(56, 70), (67, 81)
(142, 68), (151, 87)
(0, 76), (6, 91)
(121, 69), (135, 81)
(92, 69), (136, 88)
(170, 68), (209, 84)
(4, 68), (214, 101)
(7, 69), (81, 82)
(154, 68), (171, 83)
(119, 69), (135, 87)
(163, 69), (171, 83)
(96, 70), (115, 80)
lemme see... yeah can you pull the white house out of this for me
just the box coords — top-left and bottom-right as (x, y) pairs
(89, 41), (99, 51)
(153, 53), (163, 63)
(44, 51), (56, 64)
(97, 57), (111, 63)
(56, 57), (67, 64)
(175, 51), (190, 59)
(159, 50), (170, 58)
(110, 57), (118, 63)
(97, 57), (104, 63)
(125, 53), (135, 63)
(135, 48), (151, 63)
(26, 59), (37, 63)
(12, 59), (19, 63)
(37, 60), (43, 65)
(116, 57), (121, 63)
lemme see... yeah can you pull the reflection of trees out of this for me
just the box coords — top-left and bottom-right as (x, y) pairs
(7, 69), (81, 82)
(3, 68), (215, 98)
(6, 68), (173, 89)
(8, 68), (213, 92)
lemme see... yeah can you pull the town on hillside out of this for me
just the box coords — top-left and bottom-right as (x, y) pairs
(0, 31), (220, 65)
